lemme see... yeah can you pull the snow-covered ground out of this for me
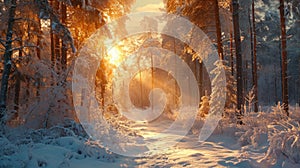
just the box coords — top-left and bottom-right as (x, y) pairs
(1, 106), (299, 168)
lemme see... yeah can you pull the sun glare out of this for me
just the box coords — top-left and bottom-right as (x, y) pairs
(107, 47), (122, 66)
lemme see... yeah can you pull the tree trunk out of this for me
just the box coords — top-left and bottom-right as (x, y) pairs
(0, 0), (17, 126)
(251, 1), (258, 112)
(229, 4), (234, 77)
(54, 1), (61, 74)
(37, 17), (41, 60)
(61, 1), (67, 71)
(199, 62), (203, 97)
(13, 71), (20, 113)
(279, 0), (289, 116)
(230, 31), (234, 76)
(13, 44), (22, 115)
(274, 65), (278, 104)
(232, 0), (243, 114)
(14, 41), (23, 113)
(36, 16), (42, 100)
(243, 60), (248, 98)
(50, 0), (55, 86)
(214, 0), (224, 60)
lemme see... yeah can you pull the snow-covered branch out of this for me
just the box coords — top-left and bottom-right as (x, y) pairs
(34, 0), (76, 53)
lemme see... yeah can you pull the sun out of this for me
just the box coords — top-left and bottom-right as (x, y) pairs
(106, 47), (122, 66)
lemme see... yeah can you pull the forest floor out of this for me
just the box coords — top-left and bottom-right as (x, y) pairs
(0, 129), (258, 168)
(1, 107), (300, 168)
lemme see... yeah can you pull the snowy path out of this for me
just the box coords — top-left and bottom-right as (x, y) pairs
(123, 118), (257, 167)
(0, 120), (270, 168)
(0, 126), (279, 168)
(2, 109), (300, 167)
(133, 134), (251, 167)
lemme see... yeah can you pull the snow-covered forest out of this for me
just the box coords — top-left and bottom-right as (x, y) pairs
(0, 0), (299, 167)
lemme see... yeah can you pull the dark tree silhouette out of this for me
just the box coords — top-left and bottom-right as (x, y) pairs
(279, 0), (289, 116)
(0, 0), (17, 126)
(232, 0), (243, 114)
(250, 0), (258, 112)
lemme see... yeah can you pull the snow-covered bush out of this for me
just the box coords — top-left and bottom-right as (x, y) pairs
(0, 136), (18, 156)
(235, 112), (269, 148)
(238, 126), (268, 148)
(0, 121), (120, 168)
(237, 103), (290, 148)
(198, 95), (210, 118)
(60, 118), (87, 137)
(262, 120), (300, 165)
(26, 126), (77, 144)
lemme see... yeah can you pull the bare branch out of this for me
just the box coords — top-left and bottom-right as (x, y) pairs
(11, 37), (22, 43)
(9, 45), (39, 52)
(0, 39), (5, 47)
(14, 17), (40, 26)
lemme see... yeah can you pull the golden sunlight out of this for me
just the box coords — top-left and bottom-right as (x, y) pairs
(106, 47), (122, 66)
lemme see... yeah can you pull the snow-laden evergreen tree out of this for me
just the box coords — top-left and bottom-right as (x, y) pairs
(209, 60), (226, 116)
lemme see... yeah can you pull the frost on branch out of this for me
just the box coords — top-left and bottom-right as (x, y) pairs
(262, 120), (300, 166)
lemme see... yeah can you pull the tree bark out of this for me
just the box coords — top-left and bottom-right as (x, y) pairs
(232, 0), (244, 114)
(0, 0), (17, 126)
(214, 0), (224, 60)
(251, 1), (258, 112)
(61, 1), (67, 71)
(36, 16), (42, 99)
(14, 71), (20, 112)
(230, 32), (234, 76)
(54, 1), (61, 74)
(13, 44), (22, 114)
(50, 0), (55, 86)
(279, 0), (289, 116)
(229, 4), (234, 77)
(37, 17), (41, 60)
